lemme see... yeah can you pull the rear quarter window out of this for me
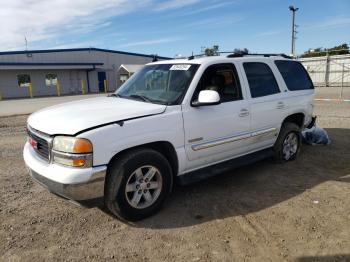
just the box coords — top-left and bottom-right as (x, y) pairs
(275, 60), (314, 91)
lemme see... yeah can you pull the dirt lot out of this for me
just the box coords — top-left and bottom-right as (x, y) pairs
(0, 101), (349, 262)
(315, 87), (350, 100)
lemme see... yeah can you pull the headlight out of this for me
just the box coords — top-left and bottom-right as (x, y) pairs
(53, 136), (92, 153)
(52, 136), (93, 168)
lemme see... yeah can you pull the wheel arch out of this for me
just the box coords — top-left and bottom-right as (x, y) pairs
(107, 141), (179, 178)
(282, 112), (305, 128)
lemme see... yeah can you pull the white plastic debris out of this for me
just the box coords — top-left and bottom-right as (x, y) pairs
(302, 126), (331, 145)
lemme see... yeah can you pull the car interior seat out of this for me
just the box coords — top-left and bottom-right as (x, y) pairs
(205, 74), (225, 93)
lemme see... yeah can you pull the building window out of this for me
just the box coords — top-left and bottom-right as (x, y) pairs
(120, 74), (129, 84)
(45, 74), (58, 87)
(17, 74), (31, 88)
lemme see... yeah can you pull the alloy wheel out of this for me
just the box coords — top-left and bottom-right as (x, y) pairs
(282, 132), (299, 160)
(125, 165), (163, 209)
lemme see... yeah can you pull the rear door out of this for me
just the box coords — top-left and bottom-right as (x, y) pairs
(182, 63), (251, 170)
(274, 60), (315, 126)
(240, 61), (286, 149)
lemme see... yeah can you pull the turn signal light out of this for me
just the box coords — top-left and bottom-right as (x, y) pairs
(73, 139), (93, 153)
(72, 159), (86, 167)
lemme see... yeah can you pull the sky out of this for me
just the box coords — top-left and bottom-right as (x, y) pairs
(0, 0), (349, 57)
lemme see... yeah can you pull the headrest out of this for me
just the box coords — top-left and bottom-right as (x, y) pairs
(211, 74), (225, 87)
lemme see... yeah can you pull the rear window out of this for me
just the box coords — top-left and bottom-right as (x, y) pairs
(275, 60), (314, 91)
(243, 62), (280, 98)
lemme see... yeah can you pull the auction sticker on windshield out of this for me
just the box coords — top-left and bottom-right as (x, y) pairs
(170, 64), (191, 70)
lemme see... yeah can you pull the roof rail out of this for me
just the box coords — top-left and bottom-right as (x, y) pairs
(152, 54), (158, 62)
(227, 53), (292, 59)
(188, 53), (206, 60)
(185, 52), (292, 60)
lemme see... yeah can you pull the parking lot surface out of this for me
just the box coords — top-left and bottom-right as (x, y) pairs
(0, 101), (349, 261)
(0, 94), (106, 117)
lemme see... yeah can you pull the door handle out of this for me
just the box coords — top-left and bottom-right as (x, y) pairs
(239, 108), (249, 117)
(276, 102), (285, 109)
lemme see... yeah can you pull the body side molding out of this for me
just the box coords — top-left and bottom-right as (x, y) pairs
(191, 127), (277, 151)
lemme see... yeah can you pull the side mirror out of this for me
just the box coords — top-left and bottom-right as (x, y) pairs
(192, 90), (221, 107)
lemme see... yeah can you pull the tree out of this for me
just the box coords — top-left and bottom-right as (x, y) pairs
(300, 43), (349, 58)
(233, 48), (249, 54)
(203, 46), (250, 56)
(204, 45), (219, 56)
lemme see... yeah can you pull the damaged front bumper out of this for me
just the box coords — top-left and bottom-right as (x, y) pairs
(23, 142), (106, 207)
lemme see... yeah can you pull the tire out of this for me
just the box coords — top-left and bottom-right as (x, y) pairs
(273, 122), (301, 163)
(104, 148), (173, 221)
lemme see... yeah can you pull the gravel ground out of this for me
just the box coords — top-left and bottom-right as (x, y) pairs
(0, 101), (349, 262)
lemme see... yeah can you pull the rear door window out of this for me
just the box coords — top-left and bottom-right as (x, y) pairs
(243, 62), (280, 98)
(275, 60), (314, 90)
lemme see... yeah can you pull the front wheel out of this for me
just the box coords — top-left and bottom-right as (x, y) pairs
(273, 122), (301, 162)
(105, 148), (173, 221)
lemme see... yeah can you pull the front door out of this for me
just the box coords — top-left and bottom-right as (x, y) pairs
(98, 72), (106, 92)
(182, 63), (251, 170)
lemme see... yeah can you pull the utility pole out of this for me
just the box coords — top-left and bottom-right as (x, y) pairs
(289, 5), (299, 57)
(25, 36), (28, 51)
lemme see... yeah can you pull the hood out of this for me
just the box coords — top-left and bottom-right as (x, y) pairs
(28, 97), (166, 135)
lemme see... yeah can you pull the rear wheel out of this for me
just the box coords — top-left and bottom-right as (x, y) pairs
(105, 148), (173, 221)
(282, 132), (299, 160)
(273, 122), (301, 162)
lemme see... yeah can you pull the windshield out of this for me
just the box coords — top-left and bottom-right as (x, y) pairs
(115, 64), (199, 105)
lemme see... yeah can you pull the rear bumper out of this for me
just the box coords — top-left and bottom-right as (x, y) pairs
(23, 142), (106, 207)
(306, 116), (317, 129)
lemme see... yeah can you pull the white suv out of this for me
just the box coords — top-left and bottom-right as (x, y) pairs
(23, 54), (315, 221)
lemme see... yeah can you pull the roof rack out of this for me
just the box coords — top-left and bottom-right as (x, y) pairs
(227, 53), (292, 59)
(188, 53), (206, 60)
(186, 51), (292, 60)
(152, 54), (158, 62)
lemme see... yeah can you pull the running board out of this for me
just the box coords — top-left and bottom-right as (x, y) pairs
(177, 148), (273, 185)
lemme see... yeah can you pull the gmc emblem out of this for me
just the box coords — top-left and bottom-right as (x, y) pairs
(29, 137), (38, 149)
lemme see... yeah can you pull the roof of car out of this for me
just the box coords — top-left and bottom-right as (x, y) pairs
(149, 54), (292, 66)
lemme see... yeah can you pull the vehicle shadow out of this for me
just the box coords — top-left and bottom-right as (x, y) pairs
(296, 254), (350, 262)
(108, 128), (350, 229)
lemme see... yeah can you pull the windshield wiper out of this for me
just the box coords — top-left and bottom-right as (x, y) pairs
(129, 94), (153, 103)
(112, 93), (168, 105)
(129, 95), (169, 105)
(109, 93), (150, 102)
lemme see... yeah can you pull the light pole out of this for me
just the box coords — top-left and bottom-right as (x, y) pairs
(289, 5), (299, 57)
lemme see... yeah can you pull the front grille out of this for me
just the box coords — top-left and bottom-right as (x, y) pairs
(27, 127), (51, 161)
